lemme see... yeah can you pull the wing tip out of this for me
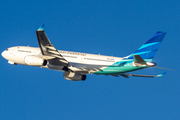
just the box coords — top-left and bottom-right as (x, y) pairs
(157, 72), (166, 77)
(37, 24), (44, 31)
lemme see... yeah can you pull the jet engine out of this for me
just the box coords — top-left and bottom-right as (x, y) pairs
(63, 71), (86, 81)
(24, 56), (47, 66)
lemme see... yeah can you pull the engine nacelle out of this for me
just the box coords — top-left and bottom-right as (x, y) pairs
(63, 71), (86, 81)
(24, 56), (47, 66)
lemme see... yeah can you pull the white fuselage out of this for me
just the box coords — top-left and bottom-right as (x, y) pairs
(2, 46), (123, 74)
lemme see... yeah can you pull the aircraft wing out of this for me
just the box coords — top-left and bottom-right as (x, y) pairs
(36, 24), (71, 67)
(96, 72), (166, 78)
(120, 72), (166, 78)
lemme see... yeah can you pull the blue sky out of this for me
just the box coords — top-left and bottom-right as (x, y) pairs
(0, 0), (180, 119)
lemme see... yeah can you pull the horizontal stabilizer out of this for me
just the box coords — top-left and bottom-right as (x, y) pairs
(133, 55), (146, 66)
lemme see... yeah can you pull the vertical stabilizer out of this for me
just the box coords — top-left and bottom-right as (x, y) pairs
(125, 31), (166, 61)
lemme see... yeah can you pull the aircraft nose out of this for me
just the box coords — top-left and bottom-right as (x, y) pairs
(1, 50), (8, 60)
(1, 51), (5, 58)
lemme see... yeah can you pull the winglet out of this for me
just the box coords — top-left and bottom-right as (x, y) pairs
(37, 24), (44, 31)
(156, 72), (166, 77)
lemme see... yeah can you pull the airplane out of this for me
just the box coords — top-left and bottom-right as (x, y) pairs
(1, 24), (167, 81)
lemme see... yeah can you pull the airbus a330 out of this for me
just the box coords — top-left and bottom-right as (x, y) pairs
(2, 24), (167, 81)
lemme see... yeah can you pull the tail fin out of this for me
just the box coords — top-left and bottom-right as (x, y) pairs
(125, 31), (166, 61)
